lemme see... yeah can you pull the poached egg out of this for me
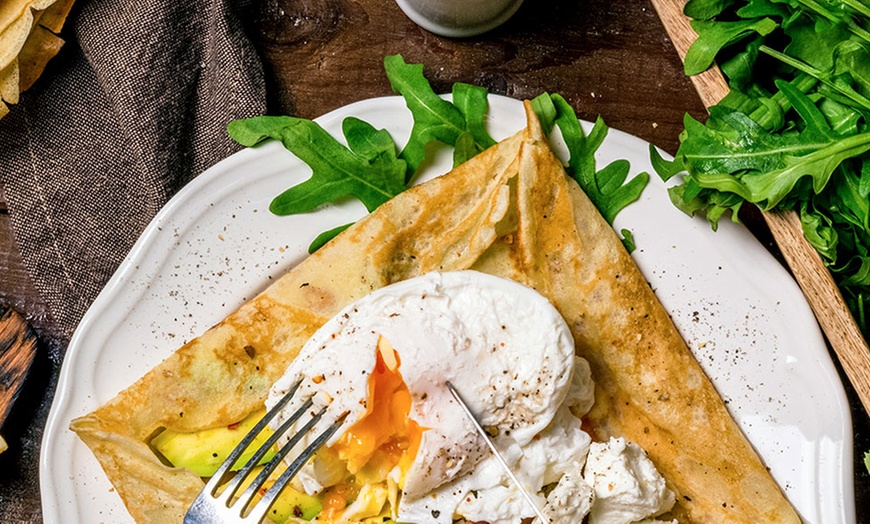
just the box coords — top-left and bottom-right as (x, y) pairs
(266, 270), (673, 523)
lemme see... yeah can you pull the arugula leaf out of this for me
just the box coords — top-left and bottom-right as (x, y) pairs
(342, 116), (401, 162)
(649, 144), (685, 182)
(550, 94), (649, 224)
(793, 0), (870, 44)
(453, 132), (479, 166)
(596, 160), (650, 224)
(658, 0), (870, 338)
(720, 35), (764, 91)
(820, 97), (863, 135)
(530, 92), (558, 134)
(684, 17), (778, 75)
(684, 0), (738, 20)
(228, 116), (407, 216)
(383, 55), (467, 177)
(227, 108), (414, 251)
(674, 80), (870, 209)
(230, 55), (649, 254)
(384, 55), (502, 177)
(620, 228), (637, 253)
(835, 40), (870, 99)
(736, 0), (790, 19)
(800, 202), (838, 263)
(677, 109), (805, 181)
(760, 45), (870, 111)
(840, 0), (870, 20)
(687, 125), (870, 209)
(309, 223), (353, 252)
(384, 63), (650, 226)
(744, 73), (817, 131)
(452, 82), (496, 152)
(781, 13), (848, 71)
(553, 94), (596, 184)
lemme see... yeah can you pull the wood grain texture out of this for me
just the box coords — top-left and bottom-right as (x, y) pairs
(650, 0), (870, 415)
(649, 0), (728, 108)
(0, 214), (63, 344)
(0, 212), (65, 524)
(0, 306), (37, 426)
(247, 0), (708, 153)
(767, 210), (870, 390)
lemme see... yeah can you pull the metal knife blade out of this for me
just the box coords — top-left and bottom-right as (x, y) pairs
(445, 381), (550, 523)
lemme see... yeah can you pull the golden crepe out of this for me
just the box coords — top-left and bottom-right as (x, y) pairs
(71, 101), (799, 523)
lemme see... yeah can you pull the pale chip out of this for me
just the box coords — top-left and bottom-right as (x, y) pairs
(0, 0), (72, 119)
(0, 0), (31, 35)
(0, 8), (33, 71)
(29, 0), (59, 11)
(37, 0), (74, 34)
(19, 24), (63, 92)
(0, 58), (20, 104)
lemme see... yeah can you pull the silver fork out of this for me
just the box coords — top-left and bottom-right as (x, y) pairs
(184, 380), (349, 523)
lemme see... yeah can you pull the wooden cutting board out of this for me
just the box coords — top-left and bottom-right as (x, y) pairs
(649, 0), (870, 414)
(0, 304), (37, 452)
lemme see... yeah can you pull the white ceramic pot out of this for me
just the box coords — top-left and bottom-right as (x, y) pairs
(396, 0), (525, 37)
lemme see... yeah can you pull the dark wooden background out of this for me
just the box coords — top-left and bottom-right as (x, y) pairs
(0, 0), (866, 521)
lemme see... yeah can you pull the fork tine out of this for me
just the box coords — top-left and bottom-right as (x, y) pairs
(201, 379), (302, 498)
(233, 401), (325, 515)
(185, 381), (352, 524)
(217, 396), (315, 508)
(243, 410), (349, 523)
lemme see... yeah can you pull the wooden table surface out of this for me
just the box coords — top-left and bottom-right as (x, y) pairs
(0, 0), (867, 521)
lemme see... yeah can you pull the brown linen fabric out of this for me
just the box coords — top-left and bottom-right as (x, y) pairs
(0, 0), (266, 339)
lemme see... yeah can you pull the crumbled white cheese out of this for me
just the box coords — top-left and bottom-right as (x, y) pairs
(450, 404), (591, 523)
(584, 437), (675, 524)
(544, 470), (594, 523)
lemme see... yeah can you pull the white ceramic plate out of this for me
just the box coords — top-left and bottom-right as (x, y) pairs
(41, 95), (854, 523)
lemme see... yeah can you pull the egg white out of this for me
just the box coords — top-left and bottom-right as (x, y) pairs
(267, 270), (578, 521)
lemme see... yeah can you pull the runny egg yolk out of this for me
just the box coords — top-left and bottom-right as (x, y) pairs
(329, 336), (424, 486)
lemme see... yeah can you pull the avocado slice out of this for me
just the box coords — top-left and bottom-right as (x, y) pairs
(151, 409), (277, 477)
(229, 464), (322, 522)
(266, 484), (323, 522)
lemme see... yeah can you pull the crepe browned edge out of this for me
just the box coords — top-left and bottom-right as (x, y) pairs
(71, 101), (799, 523)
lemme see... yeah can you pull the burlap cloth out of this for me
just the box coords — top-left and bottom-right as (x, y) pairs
(0, 0), (266, 341)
